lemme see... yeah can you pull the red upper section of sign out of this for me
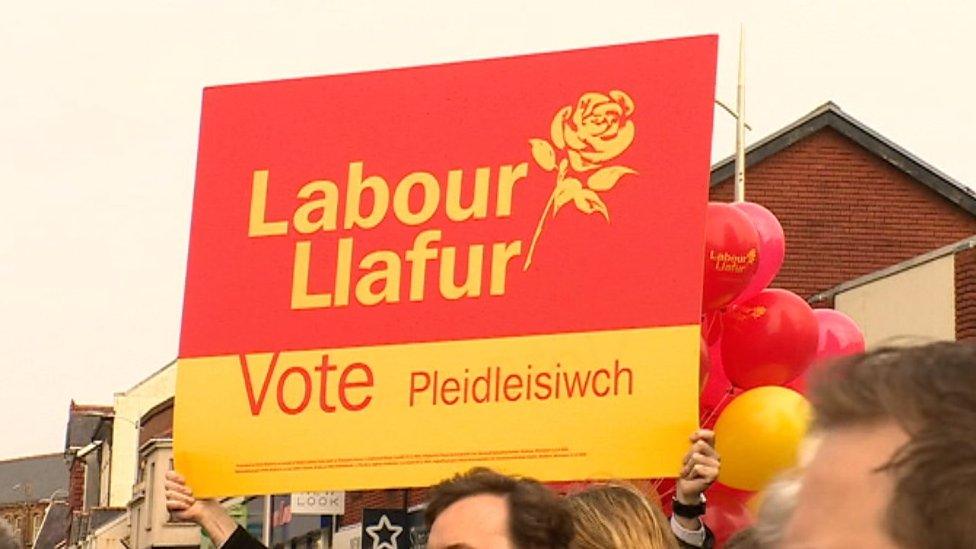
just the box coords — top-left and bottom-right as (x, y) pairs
(180, 36), (718, 358)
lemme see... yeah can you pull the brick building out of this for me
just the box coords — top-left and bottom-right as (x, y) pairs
(62, 401), (123, 548)
(709, 102), (976, 310)
(63, 402), (114, 514)
(956, 243), (976, 340)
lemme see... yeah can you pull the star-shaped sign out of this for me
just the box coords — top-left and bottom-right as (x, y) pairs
(365, 514), (403, 549)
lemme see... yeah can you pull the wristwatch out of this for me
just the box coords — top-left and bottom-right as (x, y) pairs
(672, 493), (707, 518)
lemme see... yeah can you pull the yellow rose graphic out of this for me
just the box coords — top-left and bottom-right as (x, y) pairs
(524, 90), (638, 270)
(552, 91), (636, 172)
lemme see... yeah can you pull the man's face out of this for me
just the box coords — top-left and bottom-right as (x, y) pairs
(427, 494), (515, 549)
(782, 422), (909, 548)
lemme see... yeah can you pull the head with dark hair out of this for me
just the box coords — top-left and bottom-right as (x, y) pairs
(784, 342), (976, 548)
(425, 467), (574, 549)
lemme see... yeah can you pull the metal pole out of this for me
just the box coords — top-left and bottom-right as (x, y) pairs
(262, 495), (272, 545)
(734, 25), (746, 203)
(714, 100), (752, 130)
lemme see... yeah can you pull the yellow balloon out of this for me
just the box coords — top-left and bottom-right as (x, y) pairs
(714, 386), (812, 491)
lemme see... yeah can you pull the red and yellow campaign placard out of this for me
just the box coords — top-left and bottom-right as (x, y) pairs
(175, 36), (718, 496)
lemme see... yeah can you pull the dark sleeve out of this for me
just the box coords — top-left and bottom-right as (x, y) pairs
(674, 525), (715, 549)
(220, 525), (267, 549)
(701, 524), (715, 549)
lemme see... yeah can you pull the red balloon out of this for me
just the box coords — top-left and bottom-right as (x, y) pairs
(722, 289), (819, 389)
(732, 202), (786, 303)
(702, 203), (761, 312)
(790, 309), (865, 393)
(785, 374), (807, 394)
(704, 483), (754, 546)
(813, 309), (865, 361)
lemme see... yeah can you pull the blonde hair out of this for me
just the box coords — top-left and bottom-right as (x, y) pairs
(753, 470), (802, 547)
(566, 483), (679, 549)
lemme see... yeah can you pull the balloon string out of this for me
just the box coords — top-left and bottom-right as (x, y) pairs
(700, 387), (736, 427)
(655, 360), (736, 497)
(652, 388), (737, 496)
(702, 311), (717, 340)
(654, 389), (738, 505)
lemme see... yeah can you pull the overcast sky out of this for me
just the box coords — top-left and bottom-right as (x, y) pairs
(2, 1), (973, 460)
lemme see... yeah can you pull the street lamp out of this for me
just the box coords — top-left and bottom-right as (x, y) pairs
(28, 488), (69, 548)
(10, 483), (35, 546)
(43, 489), (68, 502)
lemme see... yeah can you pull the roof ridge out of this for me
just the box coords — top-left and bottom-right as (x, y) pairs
(710, 101), (976, 215)
(811, 234), (976, 302)
(118, 358), (177, 395)
(0, 452), (65, 464)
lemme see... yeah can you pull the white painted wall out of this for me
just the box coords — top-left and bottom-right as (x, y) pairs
(836, 256), (955, 348)
(109, 362), (177, 507)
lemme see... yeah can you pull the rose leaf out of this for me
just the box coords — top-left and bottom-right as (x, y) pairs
(573, 188), (610, 222)
(586, 166), (638, 192)
(529, 138), (557, 171)
(553, 177), (582, 216)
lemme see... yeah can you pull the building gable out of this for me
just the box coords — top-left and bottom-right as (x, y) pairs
(710, 104), (976, 300)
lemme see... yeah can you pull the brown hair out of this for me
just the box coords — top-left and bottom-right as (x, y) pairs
(566, 483), (678, 549)
(425, 468), (574, 549)
(723, 527), (761, 549)
(810, 342), (976, 547)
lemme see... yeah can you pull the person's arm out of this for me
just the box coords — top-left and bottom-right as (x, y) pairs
(672, 429), (720, 548)
(164, 470), (266, 549)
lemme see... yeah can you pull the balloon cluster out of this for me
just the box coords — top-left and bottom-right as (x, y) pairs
(695, 201), (866, 543)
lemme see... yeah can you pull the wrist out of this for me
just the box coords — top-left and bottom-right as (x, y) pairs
(672, 493), (706, 519)
(675, 490), (703, 506)
(195, 501), (238, 545)
(194, 500), (223, 522)
(670, 515), (706, 547)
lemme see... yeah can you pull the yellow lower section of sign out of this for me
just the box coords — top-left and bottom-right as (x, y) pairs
(174, 325), (699, 497)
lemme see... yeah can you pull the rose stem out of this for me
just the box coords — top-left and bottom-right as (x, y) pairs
(523, 191), (556, 271)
